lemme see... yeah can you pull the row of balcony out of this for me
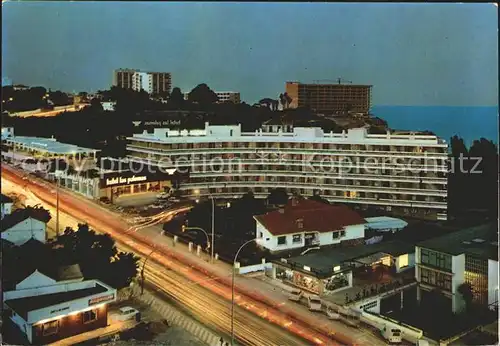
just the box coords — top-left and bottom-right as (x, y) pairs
(127, 155), (449, 172)
(127, 143), (448, 157)
(179, 181), (447, 197)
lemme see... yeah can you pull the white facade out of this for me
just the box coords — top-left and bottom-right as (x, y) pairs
(1, 127), (14, 140)
(1, 200), (13, 219)
(101, 101), (116, 111)
(127, 123), (448, 220)
(132, 72), (153, 94)
(487, 259), (499, 308)
(255, 219), (364, 252)
(16, 271), (57, 290)
(183, 91), (241, 103)
(1, 217), (46, 246)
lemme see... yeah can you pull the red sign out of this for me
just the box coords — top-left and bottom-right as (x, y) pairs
(88, 293), (115, 306)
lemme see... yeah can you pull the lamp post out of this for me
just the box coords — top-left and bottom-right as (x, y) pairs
(182, 225), (212, 254)
(194, 188), (215, 263)
(140, 230), (165, 295)
(231, 239), (257, 345)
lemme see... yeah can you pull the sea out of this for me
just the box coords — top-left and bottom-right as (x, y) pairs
(371, 106), (498, 148)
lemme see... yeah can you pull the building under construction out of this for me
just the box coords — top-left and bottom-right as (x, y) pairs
(285, 80), (372, 114)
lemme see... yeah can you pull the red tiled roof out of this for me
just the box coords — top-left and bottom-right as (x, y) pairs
(254, 199), (365, 236)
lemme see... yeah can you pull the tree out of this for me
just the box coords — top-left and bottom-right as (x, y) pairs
(168, 87), (185, 110)
(90, 98), (104, 112)
(267, 188), (288, 206)
(188, 84), (218, 106)
(309, 193), (330, 205)
(457, 282), (474, 312)
(51, 224), (139, 289)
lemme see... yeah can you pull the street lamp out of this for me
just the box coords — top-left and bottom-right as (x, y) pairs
(193, 188), (215, 263)
(231, 239), (258, 345)
(182, 225), (212, 253)
(140, 230), (165, 295)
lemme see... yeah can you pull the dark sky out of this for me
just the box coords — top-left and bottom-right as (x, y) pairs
(2, 2), (498, 106)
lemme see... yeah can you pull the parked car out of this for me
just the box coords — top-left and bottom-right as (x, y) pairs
(307, 295), (322, 312)
(113, 307), (140, 321)
(327, 307), (340, 320)
(288, 289), (303, 302)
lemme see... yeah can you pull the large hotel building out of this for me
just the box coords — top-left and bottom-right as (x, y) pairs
(113, 69), (172, 95)
(126, 122), (449, 220)
(286, 81), (372, 114)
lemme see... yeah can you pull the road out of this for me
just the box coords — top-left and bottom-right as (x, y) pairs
(2, 166), (351, 346)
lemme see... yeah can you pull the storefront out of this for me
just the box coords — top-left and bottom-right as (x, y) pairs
(99, 168), (183, 202)
(4, 279), (116, 345)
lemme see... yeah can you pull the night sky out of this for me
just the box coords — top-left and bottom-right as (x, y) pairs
(2, 2), (498, 106)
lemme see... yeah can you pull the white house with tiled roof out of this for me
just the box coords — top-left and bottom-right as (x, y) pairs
(254, 199), (366, 252)
(0, 207), (51, 246)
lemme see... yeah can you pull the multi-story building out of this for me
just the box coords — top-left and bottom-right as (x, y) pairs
(113, 69), (171, 96)
(286, 81), (372, 114)
(126, 122), (448, 220)
(183, 91), (241, 104)
(415, 224), (498, 313)
(112, 68), (135, 90)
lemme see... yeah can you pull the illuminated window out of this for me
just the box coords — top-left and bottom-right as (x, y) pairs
(83, 309), (98, 324)
(399, 254), (409, 268)
(42, 320), (59, 336)
(292, 234), (302, 243)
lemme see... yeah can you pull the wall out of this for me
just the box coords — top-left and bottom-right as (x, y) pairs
(31, 304), (108, 345)
(255, 220), (304, 252)
(1, 217), (46, 245)
(238, 262), (273, 275)
(28, 291), (115, 324)
(395, 253), (415, 273)
(10, 312), (32, 343)
(487, 259), (499, 309)
(451, 254), (465, 313)
(16, 271), (56, 290)
(1, 202), (13, 219)
(318, 224), (365, 247)
(360, 310), (423, 344)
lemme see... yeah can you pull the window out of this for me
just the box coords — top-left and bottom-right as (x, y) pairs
(399, 254), (409, 268)
(420, 268), (452, 291)
(83, 309), (98, 324)
(259, 232), (263, 238)
(340, 230), (346, 237)
(292, 234), (302, 244)
(332, 232), (339, 239)
(277, 236), (286, 245)
(42, 320), (59, 336)
(420, 248), (452, 272)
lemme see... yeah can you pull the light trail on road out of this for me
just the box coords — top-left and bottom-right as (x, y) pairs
(1, 166), (356, 346)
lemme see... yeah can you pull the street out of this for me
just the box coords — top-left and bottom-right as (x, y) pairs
(1, 165), (385, 346)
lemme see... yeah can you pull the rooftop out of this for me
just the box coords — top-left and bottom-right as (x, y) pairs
(128, 122), (447, 147)
(418, 223), (498, 261)
(4, 136), (99, 155)
(5, 283), (108, 320)
(0, 207), (51, 232)
(364, 216), (408, 231)
(279, 240), (415, 278)
(254, 199), (365, 236)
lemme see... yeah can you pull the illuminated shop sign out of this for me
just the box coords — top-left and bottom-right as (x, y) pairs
(89, 293), (115, 306)
(105, 175), (147, 186)
(132, 120), (181, 128)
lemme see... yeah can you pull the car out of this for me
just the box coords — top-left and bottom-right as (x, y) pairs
(113, 306), (140, 321)
(307, 295), (322, 312)
(288, 289), (303, 302)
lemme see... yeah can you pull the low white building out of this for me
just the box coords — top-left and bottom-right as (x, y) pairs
(254, 199), (366, 253)
(1, 194), (14, 219)
(416, 223), (498, 313)
(3, 269), (116, 345)
(0, 207), (51, 245)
